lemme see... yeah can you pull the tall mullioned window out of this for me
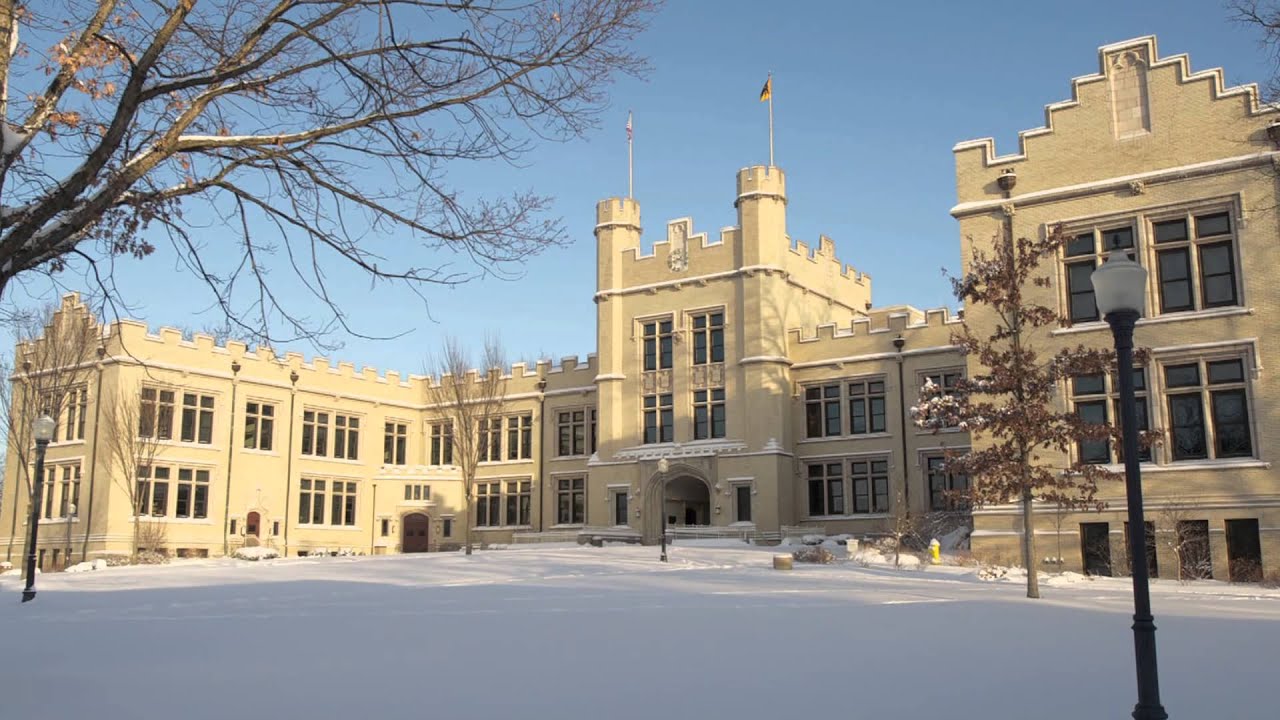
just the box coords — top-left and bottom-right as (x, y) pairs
(478, 418), (503, 462)
(807, 462), (844, 517)
(1064, 225), (1136, 324)
(848, 380), (886, 434)
(558, 410), (586, 456)
(691, 311), (724, 365)
(850, 460), (890, 514)
(804, 384), (841, 438)
(1152, 211), (1240, 313)
(139, 387), (176, 440)
(557, 477), (585, 525)
(430, 422), (453, 465)
(243, 401), (275, 451)
(642, 319), (674, 371)
(643, 393), (673, 444)
(333, 414), (360, 460)
(384, 422), (408, 465)
(180, 392), (215, 444)
(506, 414), (533, 460)
(693, 388), (725, 440)
(1165, 358), (1253, 461)
(1071, 370), (1151, 465)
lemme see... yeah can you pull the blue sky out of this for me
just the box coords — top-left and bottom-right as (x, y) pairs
(32, 0), (1277, 376)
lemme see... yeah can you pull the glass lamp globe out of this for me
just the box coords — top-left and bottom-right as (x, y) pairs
(1091, 251), (1148, 317)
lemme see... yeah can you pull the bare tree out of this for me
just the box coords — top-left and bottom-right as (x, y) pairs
(0, 1), (660, 346)
(424, 335), (507, 556)
(102, 386), (164, 561)
(1232, 1), (1280, 100)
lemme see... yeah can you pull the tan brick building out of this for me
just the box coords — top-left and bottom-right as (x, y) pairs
(1, 36), (1274, 581)
(954, 36), (1277, 581)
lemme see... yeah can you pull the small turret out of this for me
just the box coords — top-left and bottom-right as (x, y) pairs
(735, 166), (787, 267)
(595, 197), (641, 292)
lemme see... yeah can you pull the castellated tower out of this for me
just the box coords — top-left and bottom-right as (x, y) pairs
(594, 196), (641, 463)
(734, 165), (787, 268)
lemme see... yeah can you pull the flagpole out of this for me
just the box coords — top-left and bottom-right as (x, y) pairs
(627, 111), (634, 198)
(767, 72), (774, 167)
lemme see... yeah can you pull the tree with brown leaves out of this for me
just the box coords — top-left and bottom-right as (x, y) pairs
(0, 1), (659, 345)
(913, 226), (1150, 599)
(424, 335), (506, 556)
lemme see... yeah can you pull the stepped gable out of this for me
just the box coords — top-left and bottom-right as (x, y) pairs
(954, 35), (1278, 169)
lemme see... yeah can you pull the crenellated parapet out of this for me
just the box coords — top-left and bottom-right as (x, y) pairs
(953, 36), (1280, 210)
(784, 234), (872, 311)
(787, 305), (963, 366)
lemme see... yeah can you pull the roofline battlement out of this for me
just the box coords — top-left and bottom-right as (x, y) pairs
(787, 234), (870, 285)
(788, 306), (962, 345)
(952, 35), (1279, 168)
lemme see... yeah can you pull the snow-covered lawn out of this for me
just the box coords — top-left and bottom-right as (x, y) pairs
(2, 543), (1276, 719)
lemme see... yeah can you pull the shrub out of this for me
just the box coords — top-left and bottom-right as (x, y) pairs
(792, 546), (836, 564)
(234, 547), (280, 561)
(135, 550), (170, 565)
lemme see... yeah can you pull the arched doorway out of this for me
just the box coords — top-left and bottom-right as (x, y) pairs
(644, 473), (712, 543)
(402, 513), (431, 553)
(244, 511), (261, 547)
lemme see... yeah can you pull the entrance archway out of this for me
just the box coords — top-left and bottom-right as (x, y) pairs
(644, 472), (712, 543)
(402, 513), (431, 553)
(244, 511), (261, 547)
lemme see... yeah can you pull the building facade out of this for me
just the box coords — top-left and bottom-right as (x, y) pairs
(1, 36), (1275, 580)
(954, 36), (1278, 581)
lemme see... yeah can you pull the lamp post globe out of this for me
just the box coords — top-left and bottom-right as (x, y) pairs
(21, 415), (58, 603)
(1090, 253), (1168, 720)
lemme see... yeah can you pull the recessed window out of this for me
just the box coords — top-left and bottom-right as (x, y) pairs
(244, 401), (275, 451)
(478, 418), (503, 462)
(693, 388), (726, 440)
(403, 484), (431, 501)
(557, 477), (585, 524)
(558, 410), (587, 456)
(804, 384), (841, 438)
(642, 319), (674, 371)
(926, 456), (969, 512)
(139, 387), (176, 440)
(850, 460), (889, 514)
(384, 422), (408, 465)
(1153, 211), (1240, 314)
(430, 422), (453, 465)
(1164, 358), (1253, 461)
(1070, 369), (1151, 464)
(180, 393), (215, 444)
(848, 380), (886, 434)
(643, 393), (673, 444)
(1063, 226), (1137, 324)
(505, 414), (533, 460)
(806, 462), (844, 517)
(691, 312), (724, 365)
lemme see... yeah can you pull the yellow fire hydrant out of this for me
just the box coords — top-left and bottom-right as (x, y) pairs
(929, 539), (942, 565)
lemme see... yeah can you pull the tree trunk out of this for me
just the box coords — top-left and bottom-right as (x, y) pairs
(1021, 485), (1039, 599)
(463, 493), (473, 556)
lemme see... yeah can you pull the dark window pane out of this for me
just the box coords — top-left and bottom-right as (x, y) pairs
(1167, 394), (1207, 460)
(1067, 261), (1098, 322)
(808, 478), (824, 516)
(1153, 219), (1188, 244)
(805, 403), (822, 438)
(1102, 227), (1133, 250)
(1207, 359), (1245, 385)
(1195, 212), (1230, 237)
(1157, 248), (1193, 313)
(1211, 390), (1252, 458)
(1076, 400), (1110, 464)
(1165, 364), (1200, 388)
(1066, 233), (1094, 257)
(1072, 374), (1106, 396)
(1199, 242), (1237, 307)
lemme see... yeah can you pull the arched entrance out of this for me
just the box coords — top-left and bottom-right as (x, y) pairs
(244, 511), (261, 547)
(643, 472), (712, 543)
(402, 513), (431, 553)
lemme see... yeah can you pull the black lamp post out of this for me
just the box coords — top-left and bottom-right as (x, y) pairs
(1091, 251), (1168, 720)
(22, 414), (58, 603)
(657, 458), (669, 562)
